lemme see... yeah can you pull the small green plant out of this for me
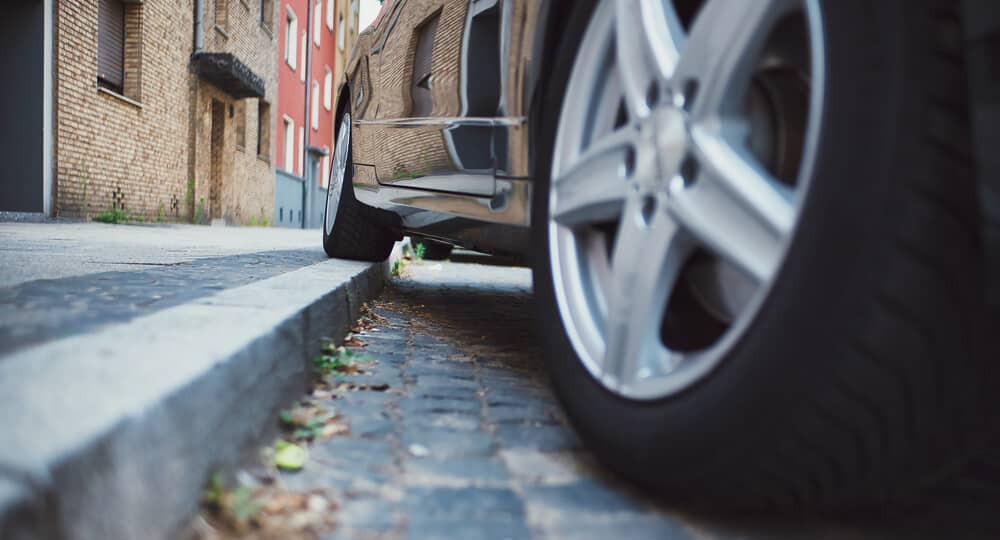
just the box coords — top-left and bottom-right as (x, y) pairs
(156, 204), (165, 223)
(261, 216), (269, 227)
(414, 241), (426, 261)
(185, 179), (195, 219)
(203, 471), (225, 507)
(194, 197), (206, 224)
(279, 407), (336, 441)
(248, 215), (258, 226)
(312, 345), (373, 375)
(92, 208), (130, 224)
(391, 259), (403, 277)
(202, 471), (260, 525)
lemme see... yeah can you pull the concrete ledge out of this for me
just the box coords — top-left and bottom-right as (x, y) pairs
(0, 256), (393, 539)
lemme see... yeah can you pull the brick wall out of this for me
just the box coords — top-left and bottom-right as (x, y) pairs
(55, 0), (278, 224)
(193, 0), (279, 224)
(55, 0), (193, 220)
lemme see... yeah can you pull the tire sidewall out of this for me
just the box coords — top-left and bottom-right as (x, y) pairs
(532, 0), (936, 495)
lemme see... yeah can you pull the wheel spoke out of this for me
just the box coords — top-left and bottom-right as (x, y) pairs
(668, 125), (794, 283)
(602, 194), (691, 389)
(551, 128), (637, 228)
(673, 0), (799, 119)
(616, 0), (685, 119)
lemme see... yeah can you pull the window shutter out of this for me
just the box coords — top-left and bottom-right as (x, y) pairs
(98, 0), (125, 91)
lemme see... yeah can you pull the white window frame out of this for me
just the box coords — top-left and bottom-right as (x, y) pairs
(311, 80), (320, 130)
(326, 0), (334, 30)
(299, 32), (307, 82)
(284, 8), (297, 70)
(323, 67), (332, 110)
(321, 152), (329, 188)
(282, 115), (295, 172)
(297, 127), (305, 175)
(313, 1), (321, 46)
(337, 13), (345, 50)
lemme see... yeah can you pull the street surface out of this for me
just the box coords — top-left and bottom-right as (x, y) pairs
(279, 255), (1000, 540)
(0, 222), (324, 356)
(0, 222), (319, 288)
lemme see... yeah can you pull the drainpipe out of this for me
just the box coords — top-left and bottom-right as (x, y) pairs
(187, 0), (205, 222)
(193, 0), (204, 53)
(302, 0), (315, 228)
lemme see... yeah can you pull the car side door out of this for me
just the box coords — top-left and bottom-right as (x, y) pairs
(352, 0), (503, 197)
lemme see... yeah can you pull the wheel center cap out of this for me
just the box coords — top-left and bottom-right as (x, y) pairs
(652, 105), (689, 184)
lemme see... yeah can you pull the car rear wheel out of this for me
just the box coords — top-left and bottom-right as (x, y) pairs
(323, 112), (395, 262)
(532, 0), (991, 509)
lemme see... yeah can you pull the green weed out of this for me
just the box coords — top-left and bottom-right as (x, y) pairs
(92, 208), (130, 224)
(312, 345), (373, 375)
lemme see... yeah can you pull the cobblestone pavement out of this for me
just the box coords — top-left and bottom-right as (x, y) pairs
(276, 255), (1000, 540)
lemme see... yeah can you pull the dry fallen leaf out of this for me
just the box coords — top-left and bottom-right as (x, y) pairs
(319, 422), (349, 440)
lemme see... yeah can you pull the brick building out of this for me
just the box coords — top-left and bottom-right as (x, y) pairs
(274, 0), (358, 228)
(0, 0), (279, 224)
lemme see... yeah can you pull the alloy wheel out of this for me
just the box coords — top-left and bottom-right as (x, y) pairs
(325, 113), (352, 235)
(547, 0), (825, 399)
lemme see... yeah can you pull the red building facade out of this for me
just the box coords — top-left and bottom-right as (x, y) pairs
(276, 0), (340, 189)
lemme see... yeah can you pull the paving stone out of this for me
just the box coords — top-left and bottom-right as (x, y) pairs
(406, 412), (481, 431)
(500, 449), (595, 486)
(403, 456), (510, 487)
(411, 374), (479, 389)
(485, 403), (560, 425)
(521, 480), (654, 519)
(494, 423), (583, 452)
(403, 487), (524, 521)
(401, 427), (496, 458)
(538, 515), (695, 540)
(406, 519), (531, 540)
(334, 497), (399, 530)
(398, 396), (482, 416)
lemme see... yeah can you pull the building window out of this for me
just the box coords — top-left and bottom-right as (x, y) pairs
(337, 13), (345, 50)
(323, 67), (332, 110)
(98, 0), (142, 101)
(284, 8), (297, 70)
(350, 0), (357, 30)
(235, 101), (246, 150)
(311, 81), (320, 130)
(283, 116), (295, 171)
(260, 0), (273, 31)
(299, 32), (307, 82)
(215, 0), (228, 32)
(257, 100), (271, 160)
(313, 1), (322, 46)
(326, 0), (334, 30)
(98, 0), (125, 94)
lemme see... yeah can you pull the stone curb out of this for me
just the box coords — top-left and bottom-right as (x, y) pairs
(0, 248), (401, 539)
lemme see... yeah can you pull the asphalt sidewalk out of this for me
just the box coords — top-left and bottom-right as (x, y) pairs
(0, 222), (397, 539)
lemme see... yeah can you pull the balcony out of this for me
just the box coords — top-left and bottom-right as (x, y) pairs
(191, 52), (265, 99)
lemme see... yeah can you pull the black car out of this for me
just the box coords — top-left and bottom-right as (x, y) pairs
(322, 0), (999, 509)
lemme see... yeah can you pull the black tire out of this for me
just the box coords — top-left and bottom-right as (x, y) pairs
(412, 238), (454, 261)
(323, 112), (395, 262)
(532, 0), (993, 510)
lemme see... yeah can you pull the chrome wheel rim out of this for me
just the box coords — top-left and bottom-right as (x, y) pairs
(325, 113), (351, 236)
(548, 0), (825, 399)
